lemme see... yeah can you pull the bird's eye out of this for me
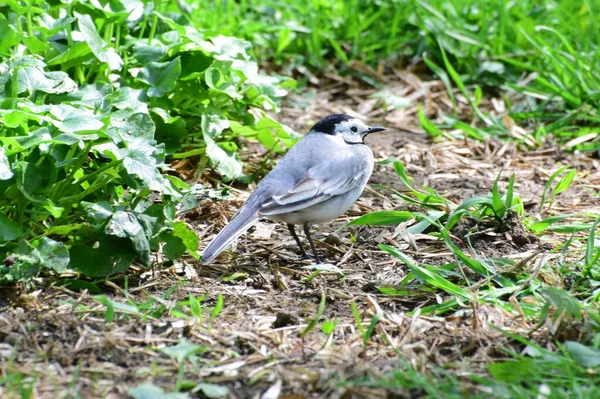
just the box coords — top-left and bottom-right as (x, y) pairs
(351, 126), (358, 133)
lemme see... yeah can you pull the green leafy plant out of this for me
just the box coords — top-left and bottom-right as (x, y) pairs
(0, 0), (296, 281)
(349, 160), (524, 236)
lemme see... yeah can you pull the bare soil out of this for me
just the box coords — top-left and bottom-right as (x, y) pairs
(1, 75), (599, 399)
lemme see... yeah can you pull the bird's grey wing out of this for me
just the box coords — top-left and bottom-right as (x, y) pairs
(259, 154), (368, 216)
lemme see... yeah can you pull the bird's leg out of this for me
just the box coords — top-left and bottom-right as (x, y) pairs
(303, 222), (322, 264)
(287, 224), (309, 258)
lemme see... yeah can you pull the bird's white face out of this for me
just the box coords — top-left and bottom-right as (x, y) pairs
(334, 118), (385, 145)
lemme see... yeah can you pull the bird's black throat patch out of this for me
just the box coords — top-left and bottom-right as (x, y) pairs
(310, 114), (354, 135)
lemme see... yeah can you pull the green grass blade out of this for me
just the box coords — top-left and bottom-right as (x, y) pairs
(302, 291), (326, 339)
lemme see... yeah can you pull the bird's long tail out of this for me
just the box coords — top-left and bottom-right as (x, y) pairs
(201, 205), (260, 263)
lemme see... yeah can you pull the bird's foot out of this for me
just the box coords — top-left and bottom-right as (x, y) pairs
(299, 253), (312, 261)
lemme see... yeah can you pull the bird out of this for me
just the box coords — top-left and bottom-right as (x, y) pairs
(201, 114), (385, 264)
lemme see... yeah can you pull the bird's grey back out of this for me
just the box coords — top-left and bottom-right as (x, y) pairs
(247, 132), (372, 209)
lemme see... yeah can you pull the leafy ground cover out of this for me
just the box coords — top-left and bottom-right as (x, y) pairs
(1, 0), (600, 398)
(0, 0), (295, 283)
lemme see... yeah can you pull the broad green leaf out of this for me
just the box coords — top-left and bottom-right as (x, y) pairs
(205, 141), (243, 179)
(163, 233), (186, 260)
(118, 137), (173, 194)
(205, 63), (242, 100)
(210, 35), (252, 61)
(180, 51), (214, 80)
(76, 12), (123, 70)
(0, 14), (20, 56)
(201, 114), (241, 179)
(15, 161), (50, 200)
(0, 214), (23, 242)
(34, 237), (69, 272)
(110, 87), (149, 113)
(109, 112), (156, 141)
(321, 319), (338, 335)
(45, 223), (89, 236)
(81, 201), (114, 223)
(172, 221), (199, 259)
(138, 57), (181, 97)
(105, 211), (151, 267)
(69, 234), (135, 277)
(37, 14), (76, 36)
(133, 44), (167, 63)
(17, 63), (77, 95)
(49, 104), (104, 134)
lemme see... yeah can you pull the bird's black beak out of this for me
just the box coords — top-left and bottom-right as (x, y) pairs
(367, 126), (386, 134)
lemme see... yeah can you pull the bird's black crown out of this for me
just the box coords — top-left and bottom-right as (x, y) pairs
(310, 114), (354, 135)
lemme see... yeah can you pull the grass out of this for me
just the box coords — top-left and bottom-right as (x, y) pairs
(187, 0), (600, 151)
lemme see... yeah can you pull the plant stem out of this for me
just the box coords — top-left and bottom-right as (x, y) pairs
(11, 67), (19, 101)
(72, 159), (122, 187)
(26, 0), (33, 38)
(51, 142), (93, 201)
(147, 14), (158, 44)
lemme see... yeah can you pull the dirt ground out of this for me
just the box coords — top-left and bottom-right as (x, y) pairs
(1, 75), (600, 399)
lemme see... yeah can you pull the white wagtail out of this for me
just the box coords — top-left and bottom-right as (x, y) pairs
(202, 114), (385, 264)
